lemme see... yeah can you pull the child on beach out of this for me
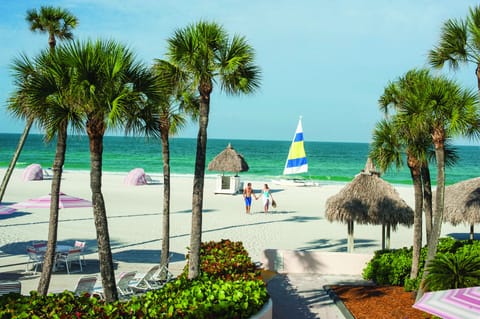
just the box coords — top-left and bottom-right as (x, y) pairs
(259, 184), (274, 213)
(243, 182), (257, 214)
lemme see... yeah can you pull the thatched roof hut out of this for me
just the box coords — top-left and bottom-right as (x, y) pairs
(325, 160), (413, 252)
(208, 143), (249, 174)
(443, 177), (480, 240)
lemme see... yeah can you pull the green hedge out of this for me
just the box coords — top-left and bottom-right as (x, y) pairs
(362, 237), (480, 291)
(0, 239), (269, 318)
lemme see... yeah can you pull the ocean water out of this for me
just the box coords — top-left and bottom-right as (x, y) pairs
(0, 133), (479, 185)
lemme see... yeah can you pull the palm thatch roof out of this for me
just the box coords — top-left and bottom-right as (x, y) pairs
(325, 173), (413, 226)
(208, 143), (249, 174)
(443, 177), (480, 240)
(325, 160), (413, 252)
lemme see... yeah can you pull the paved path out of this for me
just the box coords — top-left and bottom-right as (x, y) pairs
(267, 274), (371, 319)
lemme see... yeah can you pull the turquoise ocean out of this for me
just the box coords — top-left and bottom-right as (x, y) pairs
(1, 133), (479, 185)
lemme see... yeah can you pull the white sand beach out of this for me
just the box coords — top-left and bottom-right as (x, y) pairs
(0, 169), (469, 294)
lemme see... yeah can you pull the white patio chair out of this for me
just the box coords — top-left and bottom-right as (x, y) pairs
(74, 240), (87, 266)
(55, 248), (83, 274)
(25, 246), (44, 275)
(0, 281), (21, 296)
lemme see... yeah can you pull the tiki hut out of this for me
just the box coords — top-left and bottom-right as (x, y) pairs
(325, 159), (413, 252)
(208, 143), (249, 194)
(443, 177), (480, 240)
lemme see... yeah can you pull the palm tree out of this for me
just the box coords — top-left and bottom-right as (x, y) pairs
(151, 60), (198, 270)
(165, 21), (261, 279)
(0, 6), (78, 202)
(8, 50), (84, 294)
(58, 39), (161, 302)
(375, 69), (438, 279)
(429, 5), (480, 90)
(414, 71), (480, 300)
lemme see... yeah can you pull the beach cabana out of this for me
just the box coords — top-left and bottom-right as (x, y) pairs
(22, 164), (44, 181)
(208, 143), (249, 195)
(124, 168), (147, 186)
(325, 159), (413, 252)
(443, 177), (480, 240)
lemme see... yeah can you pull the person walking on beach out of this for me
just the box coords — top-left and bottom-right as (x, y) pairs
(260, 184), (274, 213)
(243, 182), (257, 214)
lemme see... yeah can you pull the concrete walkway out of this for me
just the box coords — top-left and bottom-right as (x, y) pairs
(267, 273), (372, 319)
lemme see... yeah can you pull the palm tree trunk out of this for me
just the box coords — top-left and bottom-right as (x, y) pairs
(409, 165), (423, 279)
(0, 117), (34, 202)
(417, 137), (446, 300)
(160, 125), (171, 269)
(421, 165), (433, 244)
(37, 126), (67, 295)
(88, 126), (118, 302)
(188, 95), (210, 279)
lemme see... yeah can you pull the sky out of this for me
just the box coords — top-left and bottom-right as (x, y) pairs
(0, 0), (477, 144)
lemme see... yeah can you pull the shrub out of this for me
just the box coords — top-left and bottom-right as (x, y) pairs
(363, 237), (480, 292)
(0, 239), (269, 318)
(424, 251), (480, 291)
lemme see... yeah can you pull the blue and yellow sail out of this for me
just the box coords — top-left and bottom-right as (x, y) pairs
(283, 118), (308, 175)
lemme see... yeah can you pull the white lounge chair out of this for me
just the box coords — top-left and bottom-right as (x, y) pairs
(73, 276), (97, 296)
(94, 271), (137, 300)
(129, 265), (165, 292)
(0, 281), (21, 296)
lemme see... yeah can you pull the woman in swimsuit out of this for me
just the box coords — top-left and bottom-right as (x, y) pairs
(260, 184), (274, 213)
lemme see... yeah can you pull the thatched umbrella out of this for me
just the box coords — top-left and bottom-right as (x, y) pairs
(208, 143), (249, 174)
(325, 159), (413, 252)
(443, 177), (480, 240)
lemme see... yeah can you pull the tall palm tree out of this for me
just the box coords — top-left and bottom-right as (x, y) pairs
(0, 6), (78, 202)
(165, 21), (261, 279)
(410, 71), (480, 299)
(58, 39), (161, 302)
(376, 69), (437, 279)
(9, 50), (84, 294)
(429, 5), (480, 90)
(151, 60), (198, 270)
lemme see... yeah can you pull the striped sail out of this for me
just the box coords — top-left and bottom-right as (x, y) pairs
(283, 119), (308, 175)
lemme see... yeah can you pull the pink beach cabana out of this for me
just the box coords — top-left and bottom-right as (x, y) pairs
(22, 164), (43, 181)
(124, 168), (147, 186)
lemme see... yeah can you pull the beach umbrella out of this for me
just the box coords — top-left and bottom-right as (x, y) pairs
(443, 177), (480, 240)
(124, 168), (147, 186)
(325, 159), (413, 252)
(0, 205), (16, 215)
(208, 143), (249, 174)
(413, 286), (480, 319)
(22, 163), (44, 181)
(11, 192), (92, 209)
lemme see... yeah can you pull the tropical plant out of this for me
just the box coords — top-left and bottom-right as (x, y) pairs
(415, 70), (480, 299)
(372, 69), (435, 280)
(0, 6), (78, 202)
(424, 251), (480, 291)
(54, 39), (161, 302)
(429, 5), (480, 91)
(164, 21), (261, 279)
(8, 49), (84, 295)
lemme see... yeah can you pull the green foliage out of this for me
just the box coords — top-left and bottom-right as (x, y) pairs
(362, 247), (414, 286)
(0, 240), (269, 318)
(424, 251), (480, 291)
(363, 237), (480, 292)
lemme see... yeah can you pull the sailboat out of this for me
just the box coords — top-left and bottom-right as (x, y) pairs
(273, 118), (319, 187)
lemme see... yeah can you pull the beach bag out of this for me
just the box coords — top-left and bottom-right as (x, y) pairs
(271, 199), (277, 208)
